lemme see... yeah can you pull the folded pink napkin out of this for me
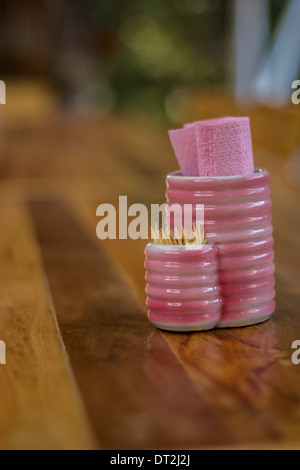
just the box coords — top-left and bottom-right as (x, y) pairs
(169, 116), (254, 177)
(168, 126), (198, 177)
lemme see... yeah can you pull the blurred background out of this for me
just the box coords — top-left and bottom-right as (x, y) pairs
(0, 0), (299, 203)
(0, 0), (299, 119)
(0, 0), (299, 284)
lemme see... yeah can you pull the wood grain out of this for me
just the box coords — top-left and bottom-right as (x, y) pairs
(30, 200), (238, 449)
(75, 194), (300, 448)
(0, 102), (299, 449)
(72, 135), (300, 448)
(0, 199), (95, 450)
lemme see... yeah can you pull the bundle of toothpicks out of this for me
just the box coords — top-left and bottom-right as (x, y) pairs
(151, 223), (206, 245)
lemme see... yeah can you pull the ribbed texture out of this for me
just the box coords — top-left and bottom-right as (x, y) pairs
(145, 244), (221, 331)
(166, 168), (275, 327)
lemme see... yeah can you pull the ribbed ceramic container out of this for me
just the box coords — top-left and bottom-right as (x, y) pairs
(166, 168), (275, 328)
(145, 243), (221, 331)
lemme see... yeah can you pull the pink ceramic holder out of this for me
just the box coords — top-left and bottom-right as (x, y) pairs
(166, 168), (275, 328)
(145, 243), (221, 331)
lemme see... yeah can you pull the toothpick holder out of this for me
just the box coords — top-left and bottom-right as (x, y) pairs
(145, 243), (221, 331)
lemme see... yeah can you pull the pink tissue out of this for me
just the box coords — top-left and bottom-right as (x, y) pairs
(183, 116), (234, 128)
(169, 116), (254, 177)
(168, 126), (198, 177)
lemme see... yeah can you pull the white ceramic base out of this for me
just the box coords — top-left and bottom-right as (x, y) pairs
(151, 320), (218, 332)
(217, 314), (272, 329)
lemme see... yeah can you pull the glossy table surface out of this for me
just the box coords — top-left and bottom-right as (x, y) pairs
(0, 98), (299, 449)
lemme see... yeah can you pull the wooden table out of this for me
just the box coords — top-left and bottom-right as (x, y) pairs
(0, 104), (299, 450)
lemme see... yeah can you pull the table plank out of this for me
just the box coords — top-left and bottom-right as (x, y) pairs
(30, 200), (241, 449)
(0, 199), (95, 450)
